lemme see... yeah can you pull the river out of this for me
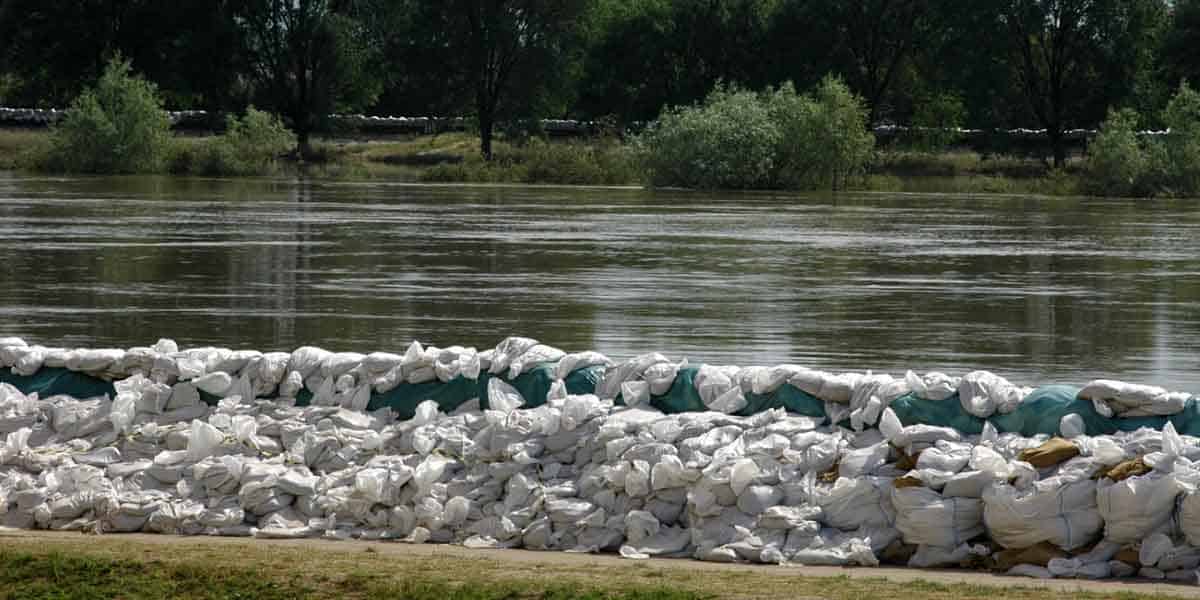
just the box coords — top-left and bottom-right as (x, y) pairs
(2, 172), (1198, 389)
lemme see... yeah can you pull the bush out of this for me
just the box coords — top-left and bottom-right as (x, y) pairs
(519, 138), (642, 185)
(418, 137), (642, 186)
(1161, 82), (1200, 195)
(773, 76), (875, 190)
(169, 108), (295, 176)
(1085, 108), (1149, 197)
(637, 83), (781, 189)
(638, 77), (874, 190)
(1086, 83), (1200, 197)
(909, 92), (966, 152)
(42, 58), (171, 173)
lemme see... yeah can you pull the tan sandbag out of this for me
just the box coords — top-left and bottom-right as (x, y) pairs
(993, 541), (1068, 571)
(1100, 457), (1151, 482)
(1017, 437), (1079, 469)
(818, 460), (840, 483)
(880, 539), (918, 565)
(893, 476), (924, 489)
(893, 445), (921, 471)
(1114, 546), (1141, 565)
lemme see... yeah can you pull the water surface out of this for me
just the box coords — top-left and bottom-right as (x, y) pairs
(2, 172), (1198, 390)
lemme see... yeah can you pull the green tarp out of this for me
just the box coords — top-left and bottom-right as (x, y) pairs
(614, 367), (828, 419)
(283, 363), (605, 420)
(4, 364), (1199, 438)
(0, 367), (116, 400)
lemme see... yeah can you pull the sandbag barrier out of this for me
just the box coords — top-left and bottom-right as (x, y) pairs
(3, 335), (1200, 582)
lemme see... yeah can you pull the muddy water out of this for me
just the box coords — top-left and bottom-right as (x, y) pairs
(2, 173), (1199, 389)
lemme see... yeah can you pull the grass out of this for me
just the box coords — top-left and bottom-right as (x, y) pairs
(0, 532), (1190, 600)
(865, 149), (1085, 196)
(0, 128), (48, 169)
(2, 126), (1101, 196)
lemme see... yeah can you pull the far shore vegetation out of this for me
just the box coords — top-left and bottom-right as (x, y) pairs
(1, 57), (1198, 198)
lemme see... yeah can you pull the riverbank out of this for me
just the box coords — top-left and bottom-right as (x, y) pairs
(0, 126), (1086, 195)
(2, 530), (1194, 600)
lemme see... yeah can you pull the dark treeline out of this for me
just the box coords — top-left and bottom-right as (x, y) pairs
(1, 0), (1199, 165)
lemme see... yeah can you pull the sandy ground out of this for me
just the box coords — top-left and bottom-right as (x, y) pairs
(2, 528), (1200, 598)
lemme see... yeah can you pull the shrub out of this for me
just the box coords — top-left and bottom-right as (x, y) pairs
(217, 108), (296, 174)
(777, 75), (873, 188)
(1086, 108), (1149, 197)
(417, 137), (642, 186)
(43, 58), (171, 173)
(909, 92), (966, 152)
(638, 77), (874, 190)
(1161, 82), (1200, 195)
(519, 138), (642, 185)
(168, 108), (295, 176)
(1087, 83), (1200, 198)
(637, 83), (781, 189)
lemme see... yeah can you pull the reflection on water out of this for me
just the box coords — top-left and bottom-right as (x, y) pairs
(2, 172), (1199, 389)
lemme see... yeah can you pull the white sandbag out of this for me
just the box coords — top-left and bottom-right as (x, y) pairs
(879, 408), (961, 451)
(67, 348), (125, 373)
(983, 478), (1101, 550)
(706, 386), (746, 415)
(507, 344), (565, 379)
(1173, 489), (1200, 547)
(362, 352), (403, 374)
(320, 353), (364, 380)
(1079, 379), (1189, 418)
(12, 346), (45, 376)
(186, 420), (225, 462)
(904, 371), (959, 401)
(1047, 557), (1112, 579)
(1060, 414), (1086, 438)
(596, 353), (670, 400)
(915, 441), (971, 473)
(288, 347), (331, 379)
(1008, 564), (1054, 578)
(812, 476), (896, 531)
(958, 371), (1029, 418)
(786, 369), (856, 403)
(487, 379), (524, 413)
(1097, 470), (1185, 544)
(488, 337), (540, 376)
(621, 381), (650, 408)
(892, 486), (983, 548)
(554, 351), (613, 380)
(192, 372), (232, 396)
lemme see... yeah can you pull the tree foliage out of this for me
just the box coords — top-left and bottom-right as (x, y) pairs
(0, 0), (1191, 174)
(43, 58), (171, 173)
(237, 0), (382, 156)
(1001, 0), (1168, 167)
(1085, 83), (1200, 197)
(637, 76), (873, 190)
(401, 0), (591, 159)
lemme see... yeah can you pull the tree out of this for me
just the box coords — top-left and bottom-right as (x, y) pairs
(417, 0), (592, 159)
(824, 0), (926, 125)
(1001, 0), (1168, 167)
(237, 0), (382, 157)
(1162, 0), (1200, 90)
(45, 57), (172, 173)
(0, 0), (244, 111)
(577, 0), (777, 124)
(767, 0), (928, 126)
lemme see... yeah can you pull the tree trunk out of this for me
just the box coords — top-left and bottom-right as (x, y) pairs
(297, 127), (312, 161)
(479, 108), (494, 161)
(1049, 128), (1066, 169)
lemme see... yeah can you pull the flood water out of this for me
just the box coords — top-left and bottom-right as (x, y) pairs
(2, 172), (1199, 390)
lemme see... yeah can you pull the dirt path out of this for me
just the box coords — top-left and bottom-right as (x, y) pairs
(2, 528), (1198, 599)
